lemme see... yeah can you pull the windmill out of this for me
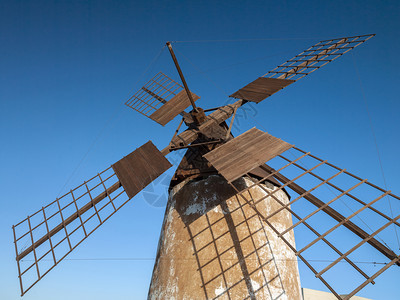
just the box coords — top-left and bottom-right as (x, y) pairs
(12, 34), (400, 299)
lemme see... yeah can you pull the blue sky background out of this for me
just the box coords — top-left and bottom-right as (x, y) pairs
(1, 0), (399, 299)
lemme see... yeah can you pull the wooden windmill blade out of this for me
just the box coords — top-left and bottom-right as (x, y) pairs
(12, 141), (172, 296)
(166, 34), (376, 154)
(125, 72), (200, 126)
(230, 34), (375, 103)
(203, 128), (400, 299)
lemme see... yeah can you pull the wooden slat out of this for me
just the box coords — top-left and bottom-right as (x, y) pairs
(203, 128), (293, 182)
(112, 141), (172, 198)
(230, 77), (294, 103)
(150, 90), (200, 126)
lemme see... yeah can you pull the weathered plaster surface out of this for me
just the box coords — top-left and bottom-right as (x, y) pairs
(148, 175), (301, 299)
(302, 288), (372, 300)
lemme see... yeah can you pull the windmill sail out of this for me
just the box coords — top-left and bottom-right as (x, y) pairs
(230, 34), (375, 103)
(230, 77), (295, 103)
(203, 127), (293, 182)
(12, 141), (171, 296)
(207, 132), (400, 299)
(125, 72), (200, 126)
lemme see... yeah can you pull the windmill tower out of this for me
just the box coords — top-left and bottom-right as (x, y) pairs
(12, 34), (400, 299)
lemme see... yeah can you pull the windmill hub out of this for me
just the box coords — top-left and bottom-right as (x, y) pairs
(190, 107), (207, 125)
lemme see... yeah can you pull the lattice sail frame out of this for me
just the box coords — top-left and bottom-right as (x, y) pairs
(12, 167), (128, 296)
(12, 141), (171, 296)
(265, 34), (375, 81)
(229, 34), (375, 104)
(225, 146), (400, 299)
(125, 72), (183, 117)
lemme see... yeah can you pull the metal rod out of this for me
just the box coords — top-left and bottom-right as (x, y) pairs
(225, 107), (238, 140)
(169, 139), (223, 151)
(166, 41), (197, 111)
(170, 118), (184, 147)
(203, 106), (222, 112)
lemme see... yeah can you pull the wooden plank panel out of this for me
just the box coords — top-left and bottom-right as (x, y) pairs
(203, 128), (293, 183)
(139, 142), (172, 176)
(112, 141), (172, 198)
(230, 77), (294, 103)
(150, 90), (200, 126)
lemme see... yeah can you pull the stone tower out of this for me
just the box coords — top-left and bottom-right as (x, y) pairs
(148, 140), (301, 299)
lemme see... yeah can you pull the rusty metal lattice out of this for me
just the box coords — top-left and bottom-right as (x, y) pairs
(12, 167), (130, 296)
(227, 145), (400, 299)
(265, 34), (375, 81)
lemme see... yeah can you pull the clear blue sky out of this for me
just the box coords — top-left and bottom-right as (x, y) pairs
(1, 0), (399, 299)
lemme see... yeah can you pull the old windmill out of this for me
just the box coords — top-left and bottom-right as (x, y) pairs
(13, 34), (400, 299)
